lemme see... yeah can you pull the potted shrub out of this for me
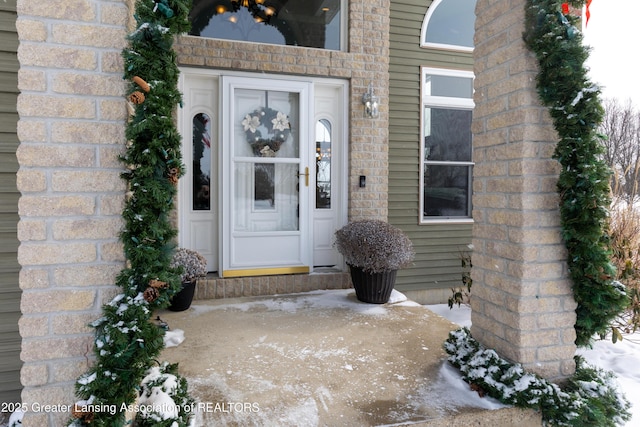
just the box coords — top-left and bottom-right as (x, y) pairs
(168, 247), (207, 311)
(334, 219), (414, 303)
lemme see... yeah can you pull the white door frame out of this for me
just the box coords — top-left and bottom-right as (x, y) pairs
(312, 83), (349, 268)
(177, 73), (219, 271)
(178, 69), (348, 276)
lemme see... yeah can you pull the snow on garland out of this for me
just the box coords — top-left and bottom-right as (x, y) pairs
(134, 362), (194, 426)
(523, 0), (630, 346)
(444, 328), (631, 426)
(242, 106), (291, 157)
(68, 1), (194, 426)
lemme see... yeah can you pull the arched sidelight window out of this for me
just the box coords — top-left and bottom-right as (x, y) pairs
(193, 113), (212, 211)
(189, 0), (344, 50)
(315, 119), (332, 209)
(420, 0), (476, 52)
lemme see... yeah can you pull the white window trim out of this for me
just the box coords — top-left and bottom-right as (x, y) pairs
(420, 67), (475, 225)
(338, 0), (347, 52)
(420, 0), (474, 53)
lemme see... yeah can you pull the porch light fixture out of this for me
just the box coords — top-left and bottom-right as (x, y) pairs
(362, 83), (379, 118)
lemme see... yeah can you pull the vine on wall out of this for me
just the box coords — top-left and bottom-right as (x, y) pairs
(69, 1), (194, 425)
(523, 0), (629, 347)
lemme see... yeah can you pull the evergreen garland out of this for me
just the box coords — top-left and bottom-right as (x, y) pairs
(69, 1), (193, 426)
(445, 328), (631, 426)
(523, 0), (629, 346)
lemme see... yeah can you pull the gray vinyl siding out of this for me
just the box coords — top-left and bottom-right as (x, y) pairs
(0, 0), (21, 404)
(389, 0), (474, 293)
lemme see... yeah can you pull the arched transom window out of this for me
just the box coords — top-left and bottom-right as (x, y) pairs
(421, 0), (476, 52)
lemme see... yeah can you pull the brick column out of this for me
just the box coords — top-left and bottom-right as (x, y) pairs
(470, 0), (577, 381)
(16, 1), (130, 425)
(347, 0), (390, 221)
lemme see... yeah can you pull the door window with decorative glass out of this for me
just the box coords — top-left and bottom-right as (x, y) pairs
(421, 68), (474, 222)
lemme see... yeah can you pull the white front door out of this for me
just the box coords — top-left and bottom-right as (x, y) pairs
(221, 76), (312, 277)
(179, 70), (346, 276)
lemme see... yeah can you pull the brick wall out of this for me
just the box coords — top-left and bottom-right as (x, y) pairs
(15, 1), (389, 425)
(470, 0), (577, 381)
(16, 0), (133, 425)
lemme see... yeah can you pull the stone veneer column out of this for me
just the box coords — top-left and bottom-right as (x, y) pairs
(346, 0), (390, 221)
(16, 1), (132, 425)
(470, 0), (577, 381)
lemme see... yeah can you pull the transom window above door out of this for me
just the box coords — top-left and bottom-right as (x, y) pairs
(189, 0), (344, 50)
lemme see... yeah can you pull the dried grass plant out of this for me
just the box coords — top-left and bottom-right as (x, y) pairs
(609, 170), (640, 341)
(334, 219), (414, 274)
(170, 248), (208, 282)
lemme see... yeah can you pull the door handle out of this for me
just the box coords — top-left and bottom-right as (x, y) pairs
(298, 167), (309, 187)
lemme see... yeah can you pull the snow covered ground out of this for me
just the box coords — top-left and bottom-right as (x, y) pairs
(427, 303), (640, 426)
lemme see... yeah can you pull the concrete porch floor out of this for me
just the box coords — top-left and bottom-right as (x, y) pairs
(159, 289), (541, 426)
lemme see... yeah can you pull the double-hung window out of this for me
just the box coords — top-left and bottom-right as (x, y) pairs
(420, 67), (474, 222)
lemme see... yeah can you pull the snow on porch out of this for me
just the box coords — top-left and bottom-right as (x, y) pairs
(159, 289), (541, 426)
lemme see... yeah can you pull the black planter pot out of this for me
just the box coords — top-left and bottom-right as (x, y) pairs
(348, 265), (397, 304)
(168, 280), (196, 312)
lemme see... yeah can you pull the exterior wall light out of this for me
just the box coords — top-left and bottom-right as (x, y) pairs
(362, 83), (379, 118)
